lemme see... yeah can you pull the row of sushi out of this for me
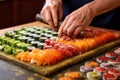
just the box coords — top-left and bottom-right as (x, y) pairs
(16, 40), (80, 65)
(58, 47), (120, 80)
(0, 36), (30, 55)
(4, 27), (58, 49)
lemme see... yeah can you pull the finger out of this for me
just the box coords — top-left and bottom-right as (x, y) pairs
(73, 27), (83, 36)
(45, 9), (54, 28)
(58, 25), (64, 37)
(51, 6), (58, 27)
(58, 6), (63, 20)
(66, 21), (79, 36)
(40, 10), (47, 23)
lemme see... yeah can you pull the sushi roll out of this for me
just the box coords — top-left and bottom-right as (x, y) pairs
(85, 61), (99, 67)
(45, 31), (52, 34)
(50, 36), (58, 40)
(27, 38), (34, 44)
(96, 56), (110, 63)
(5, 31), (15, 38)
(14, 29), (21, 34)
(114, 48), (120, 55)
(64, 71), (81, 79)
(100, 62), (113, 69)
(12, 48), (23, 55)
(31, 41), (39, 48)
(107, 59), (120, 65)
(86, 71), (101, 80)
(35, 31), (42, 35)
(37, 43), (45, 49)
(93, 66), (107, 73)
(58, 77), (73, 80)
(0, 45), (3, 51)
(34, 34), (40, 41)
(52, 32), (58, 36)
(116, 56), (120, 62)
(13, 34), (21, 40)
(108, 68), (120, 78)
(29, 29), (36, 33)
(27, 46), (36, 52)
(39, 37), (47, 43)
(43, 45), (53, 49)
(4, 45), (12, 54)
(19, 31), (26, 36)
(40, 33), (46, 37)
(105, 52), (118, 59)
(80, 65), (93, 73)
(103, 73), (117, 80)
(45, 34), (53, 39)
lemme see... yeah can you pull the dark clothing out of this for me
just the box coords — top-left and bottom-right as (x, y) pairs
(62, 0), (120, 30)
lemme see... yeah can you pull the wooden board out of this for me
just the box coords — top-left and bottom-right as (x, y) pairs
(0, 21), (120, 76)
(0, 39), (120, 76)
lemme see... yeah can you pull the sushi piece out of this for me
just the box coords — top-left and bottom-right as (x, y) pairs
(100, 62), (113, 69)
(35, 31), (42, 35)
(58, 77), (73, 80)
(93, 66), (107, 73)
(105, 52), (118, 59)
(114, 48), (120, 55)
(86, 71), (101, 80)
(27, 46), (36, 52)
(29, 29), (36, 33)
(4, 45), (12, 54)
(85, 61), (99, 67)
(27, 38), (35, 44)
(40, 33), (46, 37)
(96, 56), (110, 63)
(108, 59), (120, 65)
(80, 65), (93, 73)
(114, 65), (120, 71)
(103, 73), (117, 80)
(37, 43), (45, 49)
(39, 37), (47, 43)
(52, 32), (58, 36)
(64, 71), (81, 79)
(45, 31), (52, 34)
(108, 68), (120, 78)
(31, 41), (39, 48)
(12, 48), (23, 55)
(13, 35), (21, 40)
(116, 56), (120, 62)
(45, 34), (53, 39)
(34, 34), (40, 41)
(5, 31), (15, 38)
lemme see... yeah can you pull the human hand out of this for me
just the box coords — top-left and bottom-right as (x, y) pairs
(40, 0), (63, 30)
(58, 4), (95, 37)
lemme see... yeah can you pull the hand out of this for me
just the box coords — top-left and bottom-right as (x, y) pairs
(58, 4), (95, 37)
(40, 0), (63, 30)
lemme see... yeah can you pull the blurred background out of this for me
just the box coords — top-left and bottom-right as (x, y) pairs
(0, 0), (44, 29)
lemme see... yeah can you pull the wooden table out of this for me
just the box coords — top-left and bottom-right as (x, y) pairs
(0, 21), (119, 80)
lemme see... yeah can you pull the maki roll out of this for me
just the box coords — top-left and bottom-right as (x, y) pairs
(34, 34), (40, 41)
(4, 45), (12, 54)
(85, 61), (99, 67)
(5, 31), (15, 38)
(103, 73), (117, 80)
(45, 31), (52, 34)
(45, 34), (53, 39)
(29, 29), (36, 33)
(13, 34), (21, 40)
(52, 32), (58, 36)
(14, 29), (21, 34)
(96, 56), (110, 63)
(27, 46), (36, 52)
(58, 77), (73, 80)
(116, 56), (120, 62)
(86, 71), (101, 80)
(31, 41), (39, 48)
(114, 47), (120, 55)
(93, 66), (107, 73)
(105, 52), (118, 59)
(27, 38), (34, 44)
(107, 59), (120, 65)
(35, 31), (42, 35)
(80, 65), (93, 73)
(64, 71), (81, 79)
(12, 48), (23, 55)
(37, 43), (45, 49)
(39, 37), (47, 43)
(108, 68), (120, 78)
(100, 62), (113, 69)
(40, 33), (46, 37)
(19, 31), (26, 36)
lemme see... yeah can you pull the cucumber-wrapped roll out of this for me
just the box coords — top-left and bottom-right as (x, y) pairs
(4, 45), (12, 54)
(7, 39), (14, 46)
(0, 45), (3, 51)
(12, 48), (23, 55)
(20, 43), (31, 51)
(13, 35), (21, 40)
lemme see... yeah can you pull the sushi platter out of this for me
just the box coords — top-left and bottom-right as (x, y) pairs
(57, 46), (120, 80)
(0, 21), (120, 77)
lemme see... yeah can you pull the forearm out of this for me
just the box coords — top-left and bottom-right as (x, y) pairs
(86, 0), (120, 17)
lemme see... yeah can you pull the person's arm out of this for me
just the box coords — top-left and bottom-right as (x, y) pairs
(88, 0), (120, 17)
(58, 0), (120, 37)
